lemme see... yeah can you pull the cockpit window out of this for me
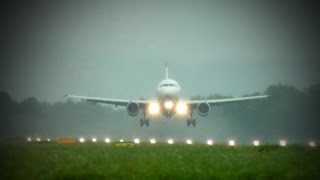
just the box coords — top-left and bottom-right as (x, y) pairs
(160, 84), (175, 87)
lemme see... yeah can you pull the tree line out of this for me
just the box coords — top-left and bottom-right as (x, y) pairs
(0, 83), (319, 142)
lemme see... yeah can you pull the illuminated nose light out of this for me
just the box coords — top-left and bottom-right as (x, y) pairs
(309, 141), (316, 147)
(164, 101), (174, 110)
(252, 140), (260, 146)
(176, 103), (187, 114)
(228, 140), (236, 146)
(167, 139), (174, 144)
(207, 140), (214, 145)
(79, 137), (85, 143)
(150, 139), (156, 144)
(134, 138), (140, 144)
(149, 103), (160, 114)
(279, 140), (287, 147)
(186, 139), (193, 145)
(47, 138), (51, 142)
(120, 139), (124, 142)
(92, 138), (97, 142)
(36, 138), (41, 142)
(105, 138), (110, 143)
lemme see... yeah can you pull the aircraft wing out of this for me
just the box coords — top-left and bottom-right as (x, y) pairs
(66, 95), (148, 107)
(188, 95), (269, 108)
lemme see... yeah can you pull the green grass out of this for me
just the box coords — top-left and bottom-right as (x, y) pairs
(0, 142), (320, 179)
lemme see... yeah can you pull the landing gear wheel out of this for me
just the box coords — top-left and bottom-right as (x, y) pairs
(140, 119), (144, 127)
(192, 119), (196, 127)
(187, 119), (196, 127)
(140, 118), (150, 127)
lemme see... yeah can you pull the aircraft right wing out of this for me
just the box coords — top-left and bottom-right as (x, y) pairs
(65, 95), (148, 108)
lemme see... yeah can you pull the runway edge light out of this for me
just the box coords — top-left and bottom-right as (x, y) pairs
(228, 139), (236, 146)
(167, 139), (174, 144)
(253, 140), (260, 146)
(150, 138), (156, 144)
(186, 139), (192, 145)
(279, 140), (287, 147)
(79, 137), (85, 143)
(309, 141), (316, 147)
(134, 138), (140, 144)
(105, 138), (110, 143)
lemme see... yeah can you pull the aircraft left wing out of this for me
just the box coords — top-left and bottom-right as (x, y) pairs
(65, 95), (148, 107)
(188, 95), (269, 108)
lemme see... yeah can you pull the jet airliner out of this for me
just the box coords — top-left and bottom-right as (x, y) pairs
(67, 66), (268, 127)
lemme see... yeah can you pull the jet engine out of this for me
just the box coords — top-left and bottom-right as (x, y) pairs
(127, 102), (139, 116)
(197, 102), (210, 116)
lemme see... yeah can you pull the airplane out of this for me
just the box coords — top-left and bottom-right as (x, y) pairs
(66, 66), (268, 127)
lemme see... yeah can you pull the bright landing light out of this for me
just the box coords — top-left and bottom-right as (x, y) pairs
(228, 140), (236, 146)
(120, 139), (124, 142)
(92, 138), (97, 142)
(167, 139), (174, 144)
(176, 103), (187, 114)
(27, 137), (32, 142)
(36, 138), (41, 142)
(134, 138), (140, 144)
(79, 137), (85, 143)
(164, 101), (174, 110)
(149, 103), (160, 114)
(150, 139), (156, 144)
(253, 140), (260, 146)
(186, 139), (193, 145)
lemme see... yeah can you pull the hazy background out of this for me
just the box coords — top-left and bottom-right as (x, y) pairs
(1, 0), (319, 143)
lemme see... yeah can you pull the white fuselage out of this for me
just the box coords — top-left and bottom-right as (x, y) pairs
(156, 78), (181, 117)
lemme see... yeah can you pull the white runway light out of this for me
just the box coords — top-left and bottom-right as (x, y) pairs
(134, 138), (140, 144)
(309, 141), (316, 147)
(120, 139), (124, 142)
(228, 140), (236, 146)
(186, 139), (193, 145)
(36, 138), (41, 142)
(27, 137), (32, 142)
(47, 138), (51, 142)
(79, 137), (85, 143)
(92, 138), (97, 142)
(167, 139), (174, 144)
(150, 139), (156, 144)
(279, 140), (287, 147)
(104, 138), (110, 143)
(253, 140), (260, 146)
(207, 140), (213, 145)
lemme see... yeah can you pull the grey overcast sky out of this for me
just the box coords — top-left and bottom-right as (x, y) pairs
(1, 0), (319, 102)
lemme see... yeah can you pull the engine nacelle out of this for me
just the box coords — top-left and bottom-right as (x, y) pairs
(197, 102), (210, 116)
(127, 102), (139, 116)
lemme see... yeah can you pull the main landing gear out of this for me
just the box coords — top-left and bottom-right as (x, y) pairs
(187, 110), (196, 127)
(140, 110), (149, 127)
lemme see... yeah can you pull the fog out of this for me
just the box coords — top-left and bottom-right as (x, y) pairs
(0, 1), (319, 142)
(1, 83), (320, 143)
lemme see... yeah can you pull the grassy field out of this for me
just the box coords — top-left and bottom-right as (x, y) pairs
(0, 142), (320, 179)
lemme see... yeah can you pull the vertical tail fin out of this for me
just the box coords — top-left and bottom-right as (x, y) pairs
(165, 64), (168, 79)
